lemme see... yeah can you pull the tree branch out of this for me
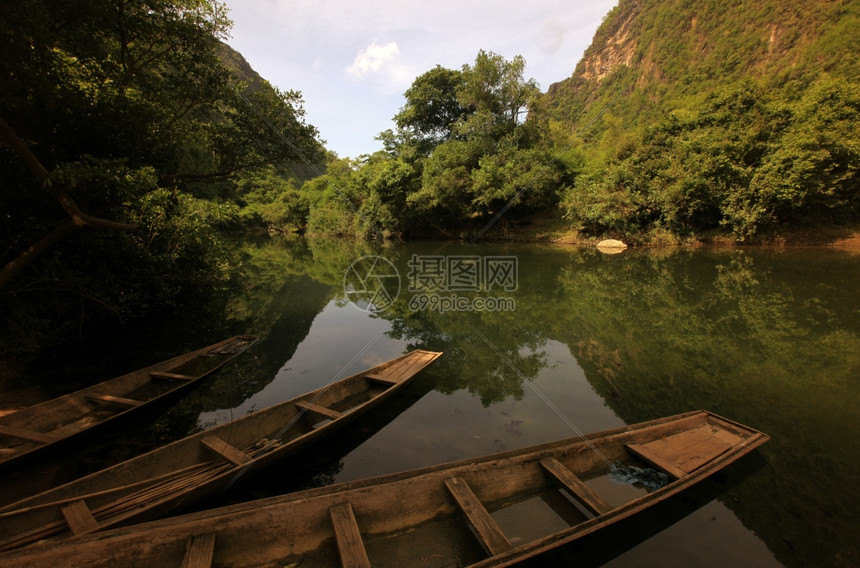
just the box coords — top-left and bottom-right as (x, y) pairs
(0, 117), (51, 183)
(0, 116), (139, 292)
(0, 220), (80, 293)
(0, 116), (138, 231)
(161, 158), (276, 184)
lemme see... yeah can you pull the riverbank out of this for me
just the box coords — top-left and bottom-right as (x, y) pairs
(466, 209), (860, 250)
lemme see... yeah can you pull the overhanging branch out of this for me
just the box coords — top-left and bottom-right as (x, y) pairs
(0, 116), (139, 292)
(0, 117), (139, 232)
(0, 220), (79, 292)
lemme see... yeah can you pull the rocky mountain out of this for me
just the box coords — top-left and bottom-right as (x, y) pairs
(542, 0), (858, 240)
(544, 0), (858, 132)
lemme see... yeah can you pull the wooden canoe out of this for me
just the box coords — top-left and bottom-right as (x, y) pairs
(0, 349), (442, 552)
(0, 335), (257, 472)
(0, 410), (766, 567)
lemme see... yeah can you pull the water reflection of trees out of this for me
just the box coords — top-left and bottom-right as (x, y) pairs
(371, 243), (859, 568)
(170, 238), (860, 568)
(545, 248), (860, 568)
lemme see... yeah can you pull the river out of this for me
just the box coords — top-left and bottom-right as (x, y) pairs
(2, 237), (858, 567)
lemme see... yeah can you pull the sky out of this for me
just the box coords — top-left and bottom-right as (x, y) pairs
(221, 0), (619, 159)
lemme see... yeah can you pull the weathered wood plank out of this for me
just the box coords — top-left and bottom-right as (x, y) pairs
(296, 401), (342, 421)
(0, 425), (55, 445)
(444, 477), (511, 556)
(200, 436), (251, 467)
(83, 393), (143, 408)
(540, 457), (612, 515)
(626, 423), (743, 476)
(707, 415), (753, 441)
(60, 500), (98, 535)
(329, 502), (370, 568)
(665, 436), (733, 473)
(363, 373), (397, 386)
(625, 443), (688, 479)
(149, 371), (195, 381)
(709, 423), (746, 446)
(181, 533), (216, 568)
(637, 425), (719, 456)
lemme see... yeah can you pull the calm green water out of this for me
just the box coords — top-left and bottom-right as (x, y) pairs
(5, 238), (860, 567)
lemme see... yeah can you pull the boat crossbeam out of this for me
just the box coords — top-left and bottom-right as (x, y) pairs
(330, 502), (371, 568)
(445, 477), (512, 556)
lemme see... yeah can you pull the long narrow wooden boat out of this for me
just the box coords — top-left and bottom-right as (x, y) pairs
(0, 335), (257, 472)
(0, 410), (766, 567)
(0, 349), (442, 552)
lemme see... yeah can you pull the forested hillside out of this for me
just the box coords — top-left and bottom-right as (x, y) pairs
(543, 0), (859, 239)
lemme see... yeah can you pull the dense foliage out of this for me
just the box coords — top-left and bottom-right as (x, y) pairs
(285, 50), (563, 239)
(0, 0), (322, 353)
(546, 0), (860, 241)
(564, 78), (859, 239)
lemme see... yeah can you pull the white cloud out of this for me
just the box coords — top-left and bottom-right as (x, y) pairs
(223, 0), (619, 157)
(345, 41), (416, 95)
(347, 42), (401, 78)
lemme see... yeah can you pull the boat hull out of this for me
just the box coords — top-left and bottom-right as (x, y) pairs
(0, 410), (767, 567)
(0, 349), (442, 551)
(0, 336), (257, 473)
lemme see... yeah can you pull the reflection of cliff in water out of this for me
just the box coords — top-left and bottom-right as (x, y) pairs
(0, 274), (335, 501)
(553, 249), (860, 568)
(153, 274), (335, 441)
(203, 274), (334, 409)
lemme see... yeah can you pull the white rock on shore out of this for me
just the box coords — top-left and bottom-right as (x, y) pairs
(596, 239), (628, 254)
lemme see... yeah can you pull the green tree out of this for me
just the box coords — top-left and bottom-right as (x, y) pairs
(458, 50), (541, 132)
(0, 0), (321, 351)
(393, 66), (471, 152)
(746, 78), (860, 230)
(401, 52), (554, 230)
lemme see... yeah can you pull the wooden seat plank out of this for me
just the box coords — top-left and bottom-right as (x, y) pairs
(708, 424), (745, 447)
(540, 457), (612, 515)
(329, 502), (370, 568)
(296, 401), (342, 421)
(0, 424), (55, 445)
(626, 423), (743, 477)
(60, 500), (99, 536)
(635, 425), (726, 460)
(363, 373), (397, 386)
(208, 336), (254, 355)
(84, 393), (143, 408)
(444, 477), (512, 556)
(664, 436), (733, 473)
(625, 443), (688, 479)
(181, 533), (216, 568)
(200, 436), (251, 467)
(393, 353), (434, 379)
(150, 371), (195, 381)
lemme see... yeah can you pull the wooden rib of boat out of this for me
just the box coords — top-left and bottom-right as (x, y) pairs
(0, 349), (442, 552)
(0, 410), (766, 568)
(0, 336), (257, 472)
